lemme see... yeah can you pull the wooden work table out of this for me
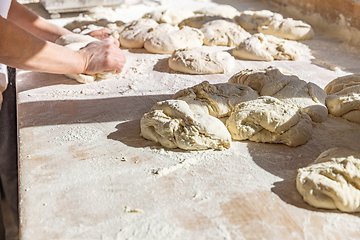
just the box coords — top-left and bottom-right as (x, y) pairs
(17, 0), (360, 239)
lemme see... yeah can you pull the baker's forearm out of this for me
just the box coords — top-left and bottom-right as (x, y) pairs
(7, 0), (72, 43)
(0, 17), (85, 74)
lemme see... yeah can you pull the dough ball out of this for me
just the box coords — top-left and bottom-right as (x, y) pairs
(258, 18), (314, 41)
(234, 10), (283, 31)
(120, 22), (178, 49)
(173, 81), (259, 118)
(140, 100), (232, 151)
(144, 26), (204, 54)
(194, 4), (240, 19)
(229, 66), (327, 123)
(55, 34), (116, 83)
(297, 148), (360, 212)
(231, 33), (312, 61)
(142, 9), (195, 25)
(324, 74), (360, 123)
(200, 20), (251, 47)
(179, 15), (235, 29)
(168, 47), (235, 75)
(226, 96), (313, 147)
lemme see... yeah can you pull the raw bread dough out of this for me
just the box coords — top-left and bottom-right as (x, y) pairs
(173, 81), (259, 117)
(297, 147), (360, 212)
(200, 20), (251, 46)
(142, 9), (195, 25)
(226, 96), (313, 147)
(140, 100), (232, 151)
(55, 34), (116, 83)
(228, 66), (328, 123)
(194, 4), (240, 19)
(120, 21), (177, 49)
(168, 47), (235, 74)
(324, 74), (360, 123)
(64, 18), (124, 37)
(144, 26), (204, 54)
(179, 15), (235, 29)
(231, 33), (312, 61)
(258, 18), (314, 41)
(234, 10), (283, 31)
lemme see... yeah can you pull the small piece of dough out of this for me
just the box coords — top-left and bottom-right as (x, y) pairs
(226, 96), (313, 147)
(142, 9), (195, 25)
(324, 74), (360, 123)
(179, 15), (235, 29)
(229, 66), (327, 123)
(231, 33), (312, 61)
(194, 4), (240, 19)
(140, 100), (232, 151)
(258, 18), (314, 41)
(234, 10), (283, 31)
(173, 81), (259, 117)
(144, 26), (204, 54)
(297, 148), (360, 212)
(200, 20), (251, 47)
(168, 47), (235, 74)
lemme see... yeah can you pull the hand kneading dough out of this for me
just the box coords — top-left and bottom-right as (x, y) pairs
(120, 21), (178, 49)
(200, 20), (251, 47)
(228, 66), (327, 123)
(324, 74), (360, 123)
(258, 18), (314, 40)
(231, 33), (312, 61)
(168, 47), (235, 74)
(194, 4), (240, 19)
(234, 10), (283, 31)
(297, 148), (360, 212)
(173, 81), (259, 117)
(56, 34), (116, 83)
(142, 9), (195, 25)
(140, 100), (231, 151)
(144, 26), (204, 54)
(226, 96), (313, 147)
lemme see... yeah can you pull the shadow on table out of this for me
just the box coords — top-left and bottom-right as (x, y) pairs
(18, 94), (172, 128)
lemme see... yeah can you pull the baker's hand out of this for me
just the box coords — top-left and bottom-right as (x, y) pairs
(79, 36), (126, 75)
(87, 27), (112, 40)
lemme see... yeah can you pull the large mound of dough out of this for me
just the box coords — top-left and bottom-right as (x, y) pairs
(231, 33), (312, 61)
(234, 10), (283, 31)
(55, 34), (116, 83)
(297, 148), (360, 212)
(228, 67), (327, 123)
(120, 19), (177, 49)
(200, 20), (251, 47)
(194, 4), (240, 19)
(168, 48), (235, 74)
(140, 100), (232, 151)
(144, 26), (204, 54)
(173, 81), (259, 117)
(142, 9), (195, 25)
(226, 96), (313, 147)
(179, 15), (235, 29)
(258, 18), (314, 41)
(324, 74), (360, 123)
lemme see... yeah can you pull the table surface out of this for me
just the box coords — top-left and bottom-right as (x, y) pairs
(17, 0), (360, 239)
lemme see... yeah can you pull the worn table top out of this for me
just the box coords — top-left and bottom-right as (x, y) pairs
(17, 0), (360, 239)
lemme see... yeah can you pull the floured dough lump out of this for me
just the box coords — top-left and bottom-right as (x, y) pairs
(234, 10), (283, 31)
(194, 4), (240, 19)
(168, 47), (235, 74)
(258, 18), (314, 40)
(324, 74), (360, 123)
(140, 100), (232, 150)
(144, 26), (204, 54)
(229, 66), (327, 122)
(297, 147), (360, 212)
(226, 96), (313, 147)
(200, 20), (251, 46)
(143, 9), (195, 25)
(173, 81), (259, 117)
(231, 33), (312, 61)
